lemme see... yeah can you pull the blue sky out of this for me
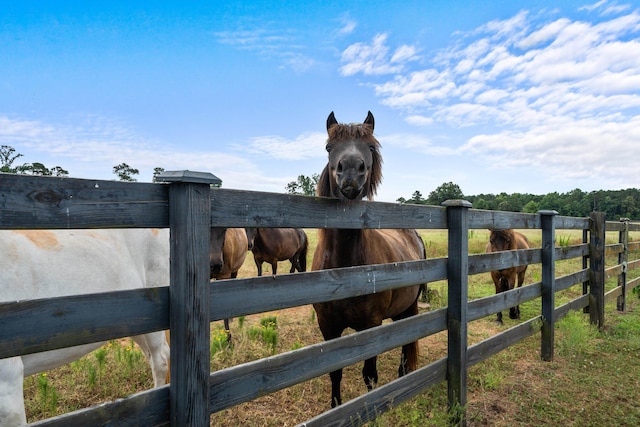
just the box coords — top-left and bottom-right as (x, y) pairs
(1, 1), (639, 202)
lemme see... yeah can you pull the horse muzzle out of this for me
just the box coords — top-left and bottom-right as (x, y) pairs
(210, 261), (223, 277)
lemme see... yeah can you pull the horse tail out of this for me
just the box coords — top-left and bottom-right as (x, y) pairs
(298, 230), (308, 272)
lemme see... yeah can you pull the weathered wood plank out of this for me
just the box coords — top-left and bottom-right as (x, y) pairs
(555, 244), (589, 260)
(210, 258), (447, 321)
(0, 173), (169, 229)
(555, 295), (590, 320)
(0, 288), (169, 359)
(468, 283), (542, 322)
(210, 309), (447, 413)
(467, 317), (540, 366)
(556, 270), (589, 292)
(210, 188), (448, 229)
(298, 358), (448, 427)
(468, 249), (541, 275)
(29, 385), (169, 427)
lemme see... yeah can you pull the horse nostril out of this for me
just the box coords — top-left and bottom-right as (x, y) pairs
(210, 261), (223, 275)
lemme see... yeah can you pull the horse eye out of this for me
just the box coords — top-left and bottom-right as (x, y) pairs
(326, 144), (332, 152)
(369, 145), (375, 153)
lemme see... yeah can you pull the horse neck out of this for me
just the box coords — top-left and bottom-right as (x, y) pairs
(319, 228), (367, 268)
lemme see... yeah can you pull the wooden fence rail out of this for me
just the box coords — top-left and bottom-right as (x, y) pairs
(0, 172), (638, 426)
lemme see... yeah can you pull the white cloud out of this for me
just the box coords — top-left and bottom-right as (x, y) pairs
(337, 16), (357, 36)
(340, 5), (640, 189)
(340, 33), (419, 76)
(214, 27), (315, 72)
(0, 115), (263, 188)
(244, 132), (327, 160)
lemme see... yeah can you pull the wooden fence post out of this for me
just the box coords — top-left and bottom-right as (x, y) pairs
(539, 210), (557, 361)
(582, 228), (589, 314)
(617, 218), (629, 312)
(443, 199), (472, 427)
(159, 171), (220, 427)
(589, 211), (606, 330)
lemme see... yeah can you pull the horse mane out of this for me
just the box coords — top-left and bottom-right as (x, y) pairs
(316, 120), (383, 201)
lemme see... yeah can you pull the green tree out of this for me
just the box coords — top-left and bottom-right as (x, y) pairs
(20, 162), (68, 176)
(152, 167), (165, 183)
(474, 198), (489, 210)
(285, 174), (319, 196)
(427, 182), (464, 205)
(113, 163), (139, 182)
(0, 145), (24, 173)
(1, 146), (68, 176)
(522, 200), (540, 213)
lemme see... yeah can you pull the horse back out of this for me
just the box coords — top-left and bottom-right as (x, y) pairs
(255, 228), (305, 261)
(217, 228), (248, 279)
(0, 229), (169, 302)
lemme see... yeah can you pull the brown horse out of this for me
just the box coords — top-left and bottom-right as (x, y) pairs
(245, 227), (308, 276)
(486, 229), (531, 324)
(210, 227), (248, 340)
(312, 111), (427, 407)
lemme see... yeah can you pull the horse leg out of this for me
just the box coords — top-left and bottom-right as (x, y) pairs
(289, 257), (296, 273)
(329, 368), (343, 408)
(224, 318), (232, 343)
(270, 261), (278, 276)
(255, 259), (263, 276)
(508, 273), (520, 319)
(362, 356), (378, 391)
(393, 300), (419, 376)
(510, 268), (527, 320)
(132, 331), (170, 387)
(0, 357), (27, 427)
(222, 271), (238, 343)
(492, 272), (504, 325)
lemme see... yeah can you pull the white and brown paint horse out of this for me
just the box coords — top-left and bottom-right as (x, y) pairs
(486, 229), (531, 324)
(0, 229), (170, 427)
(312, 111), (427, 407)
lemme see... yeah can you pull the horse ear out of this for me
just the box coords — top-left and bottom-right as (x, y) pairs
(364, 111), (374, 131)
(327, 111), (337, 132)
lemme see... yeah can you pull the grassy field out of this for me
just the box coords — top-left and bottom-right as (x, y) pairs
(23, 228), (640, 426)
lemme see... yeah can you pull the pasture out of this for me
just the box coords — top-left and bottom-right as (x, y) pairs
(23, 228), (640, 426)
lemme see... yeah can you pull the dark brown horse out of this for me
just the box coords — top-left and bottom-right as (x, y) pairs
(312, 111), (427, 407)
(210, 227), (248, 340)
(486, 229), (530, 324)
(245, 228), (308, 276)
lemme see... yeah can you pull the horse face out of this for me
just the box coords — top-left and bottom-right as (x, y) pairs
(325, 111), (378, 201)
(245, 228), (257, 251)
(209, 227), (227, 277)
(489, 229), (512, 251)
(326, 140), (374, 200)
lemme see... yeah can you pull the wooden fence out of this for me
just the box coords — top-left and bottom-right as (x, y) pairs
(1, 172), (639, 426)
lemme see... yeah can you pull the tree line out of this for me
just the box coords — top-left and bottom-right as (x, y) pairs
(0, 145), (165, 182)
(396, 182), (640, 221)
(285, 175), (640, 221)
